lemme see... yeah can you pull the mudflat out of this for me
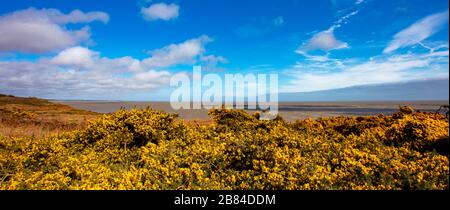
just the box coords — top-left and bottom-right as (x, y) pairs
(53, 100), (449, 122)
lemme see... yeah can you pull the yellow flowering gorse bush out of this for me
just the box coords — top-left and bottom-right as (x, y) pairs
(0, 106), (448, 190)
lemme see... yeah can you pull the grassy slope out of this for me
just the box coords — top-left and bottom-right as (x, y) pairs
(0, 94), (99, 138)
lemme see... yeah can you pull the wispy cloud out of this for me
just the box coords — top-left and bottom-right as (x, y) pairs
(235, 16), (285, 38)
(330, 0), (365, 10)
(355, 0), (364, 5)
(384, 10), (449, 53)
(282, 49), (449, 92)
(289, 5), (449, 93)
(272, 16), (285, 27)
(329, 10), (358, 31)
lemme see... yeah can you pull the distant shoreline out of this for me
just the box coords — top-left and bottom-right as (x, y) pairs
(53, 100), (449, 121)
(50, 99), (450, 103)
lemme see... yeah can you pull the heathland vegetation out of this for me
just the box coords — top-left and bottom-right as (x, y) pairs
(0, 94), (98, 138)
(0, 94), (448, 189)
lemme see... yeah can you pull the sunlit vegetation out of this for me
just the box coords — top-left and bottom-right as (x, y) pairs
(0, 94), (98, 138)
(0, 101), (448, 190)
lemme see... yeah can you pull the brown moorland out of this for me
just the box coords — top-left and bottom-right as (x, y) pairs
(0, 94), (99, 138)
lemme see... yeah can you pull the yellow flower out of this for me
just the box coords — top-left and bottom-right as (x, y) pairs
(0, 107), (448, 190)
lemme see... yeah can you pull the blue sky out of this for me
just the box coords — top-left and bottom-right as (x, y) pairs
(0, 0), (448, 100)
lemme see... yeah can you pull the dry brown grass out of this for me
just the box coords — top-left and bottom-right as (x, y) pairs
(0, 94), (99, 138)
(0, 94), (216, 138)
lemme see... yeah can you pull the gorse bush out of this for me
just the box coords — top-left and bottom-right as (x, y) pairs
(11, 110), (37, 120)
(0, 107), (448, 190)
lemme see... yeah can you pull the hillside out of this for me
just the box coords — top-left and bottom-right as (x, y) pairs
(0, 94), (99, 138)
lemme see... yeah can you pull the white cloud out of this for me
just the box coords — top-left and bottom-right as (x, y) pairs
(0, 60), (171, 98)
(51, 46), (99, 67)
(47, 9), (109, 24)
(0, 36), (225, 98)
(0, 53), (170, 98)
(298, 9), (357, 53)
(384, 11), (449, 53)
(0, 8), (109, 53)
(142, 35), (212, 68)
(282, 49), (449, 92)
(290, 8), (449, 93)
(141, 3), (179, 21)
(300, 29), (349, 52)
